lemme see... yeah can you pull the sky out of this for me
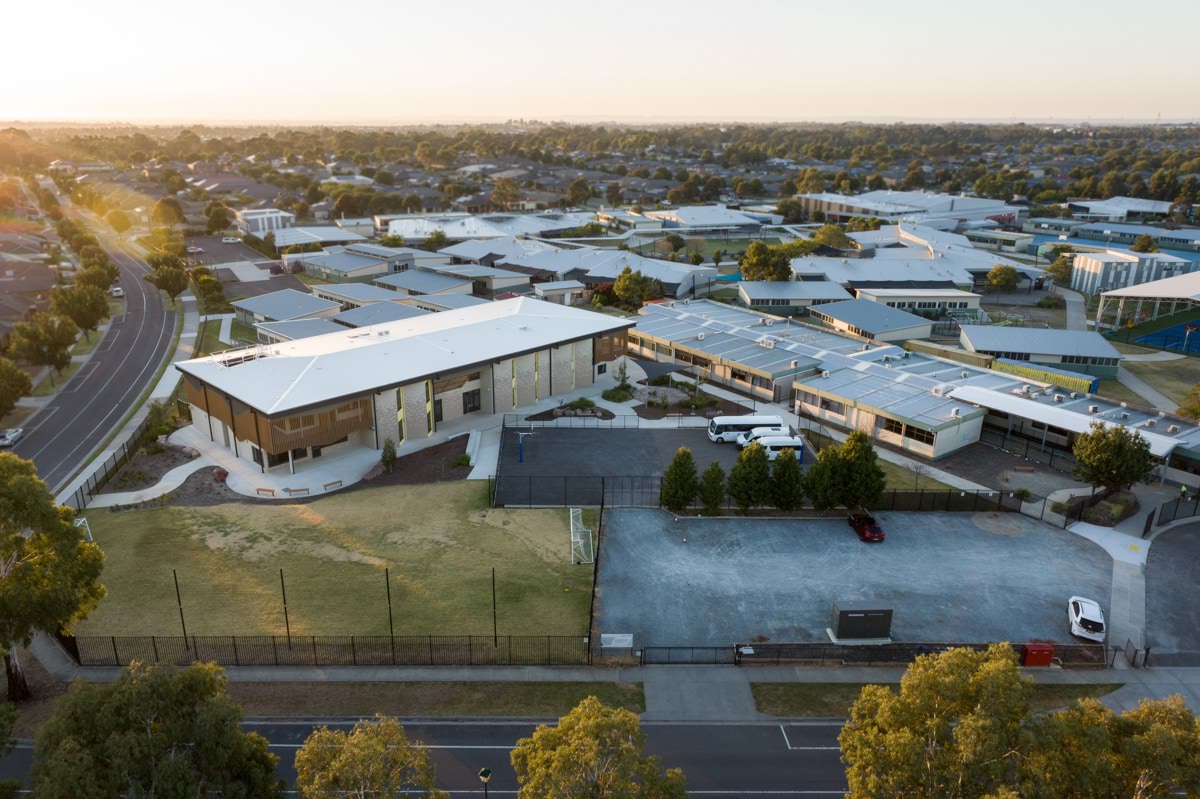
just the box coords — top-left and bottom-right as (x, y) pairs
(5, 0), (1199, 125)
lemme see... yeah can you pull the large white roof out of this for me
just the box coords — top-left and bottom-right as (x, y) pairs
(1101, 270), (1200, 300)
(178, 297), (631, 415)
(387, 212), (596, 241)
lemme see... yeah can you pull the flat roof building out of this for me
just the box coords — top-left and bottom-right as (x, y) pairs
(808, 299), (933, 342)
(374, 270), (473, 296)
(959, 327), (1123, 378)
(231, 289), (341, 326)
(737, 281), (852, 315)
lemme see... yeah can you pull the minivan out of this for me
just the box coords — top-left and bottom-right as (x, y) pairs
(735, 425), (789, 447)
(754, 435), (806, 461)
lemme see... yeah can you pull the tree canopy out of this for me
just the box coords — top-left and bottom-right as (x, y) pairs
(1072, 421), (1153, 494)
(34, 662), (281, 798)
(294, 716), (446, 799)
(151, 196), (184, 228)
(727, 442), (771, 514)
(145, 265), (190, 306)
(660, 447), (698, 513)
(1131, 233), (1159, 253)
(50, 284), (109, 340)
(7, 314), (78, 378)
(0, 357), (32, 421)
(740, 240), (791, 282)
(1043, 254), (1074, 286)
(805, 431), (886, 511)
(511, 696), (687, 799)
(987, 264), (1020, 293)
(104, 208), (130, 235)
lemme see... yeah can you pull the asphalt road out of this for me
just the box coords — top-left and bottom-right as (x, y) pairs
(12, 205), (176, 494)
(0, 720), (848, 795)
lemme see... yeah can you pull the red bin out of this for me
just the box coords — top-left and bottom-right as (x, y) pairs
(1021, 643), (1054, 667)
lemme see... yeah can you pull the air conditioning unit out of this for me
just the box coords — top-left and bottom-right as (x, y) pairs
(682, 299), (690, 305)
(1070, 392), (1079, 399)
(790, 360), (799, 368)
(1030, 392), (1040, 399)
(1120, 412), (1130, 420)
(1146, 419), (1157, 427)
(1054, 394), (1064, 403)
(902, 351), (910, 359)
(1169, 424), (1181, 433)
(1088, 405), (1099, 413)
(1022, 385), (1032, 394)
(961, 371), (969, 378)
(1120, 402), (1129, 408)
(766, 320), (775, 326)
(932, 386), (943, 396)
(821, 370), (830, 378)
(1011, 388), (1025, 395)
(697, 333), (705, 340)
(950, 408), (960, 418)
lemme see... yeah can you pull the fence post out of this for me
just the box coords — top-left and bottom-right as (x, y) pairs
(232, 636), (239, 666)
(111, 636), (119, 666)
(351, 636), (357, 666)
(151, 636), (159, 663)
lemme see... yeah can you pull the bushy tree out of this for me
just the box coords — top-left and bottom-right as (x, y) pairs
(0, 453), (105, 700)
(74, 264), (116, 292)
(50, 284), (109, 340)
(145, 265), (189, 306)
(1044, 254), (1074, 286)
(295, 716), (446, 799)
(660, 447), (698, 513)
(771, 447), (805, 511)
(806, 431), (885, 511)
(7, 314), (77, 381)
(740, 240), (791, 282)
(811, 223), (853, 249)
(151, 196), (184, 228)
(511, 696), (686, 799)
(0, 358), (32, 421)
(1073, 421), (1153, 495)
(104, 208), (130, 235)
(698, 460), (725, 516)
(34, 662), (281, 798)
(567, 178), (592, 207)
(727, 442), (770, 514)
(987, 263), (1020, 293)
(1131, 233), (1159, 253)
(424, 230), (448, 251)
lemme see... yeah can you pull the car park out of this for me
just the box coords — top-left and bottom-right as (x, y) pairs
(1067, 596), (1106, 642)
(110, 286), (125, 297)
(848, 511), (885, 542)
(735, 425), (789, 447)
(0, 428), (23, 448)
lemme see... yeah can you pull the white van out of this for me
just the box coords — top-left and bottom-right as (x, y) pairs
(707, 414), (786, 443)
(755, 435), (806, 461)
(736, 425), (789, 447)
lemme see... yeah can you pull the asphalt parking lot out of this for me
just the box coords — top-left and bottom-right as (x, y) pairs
(1145, 522), (1200, 665)
(493, 427), (811, 506)
(185, 234), (271, 266)
(596, 509), (1112, 647)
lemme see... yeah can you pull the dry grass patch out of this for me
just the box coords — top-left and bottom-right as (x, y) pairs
(77, 481), (593, 636)
(1121, 358), (1200, 406)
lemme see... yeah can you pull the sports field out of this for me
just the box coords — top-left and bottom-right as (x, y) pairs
(1134, 319), (1200, 354)
(75, 481), (593, 637)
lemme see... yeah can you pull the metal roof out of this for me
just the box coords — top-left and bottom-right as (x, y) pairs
(231, 289), (340, 321)
(254, 318), (344, 341)
(313, 284), (398, 303)
(1101, 270), (1200, 300)
(809, 299), (931, 334)
(375, 271), (471, 294)
(331, 302), (431, 328)
(407, 293), (490, 310)
(271, 227), (368, 248)
(738, 281), (852, 301)
(959, 327), (1121, 359)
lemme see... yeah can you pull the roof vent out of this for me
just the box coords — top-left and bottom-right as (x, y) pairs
(1088, 405), (1099, 413)
(790, 360), (799, 368)
(932, 386), (943, 396)
(1120, 401), (1129, 408)
(1169, 424), (1181, 433)
(697, 332), (705, 340)
(1146, 419), (1157, 427)
(1120, 412), (1130, 420)
(821, 370), (830, 378)
(950, 408), (960, 418)
(960, 370), (969, 379)
(1070, 392), (1079, 399)
(1054, 394), (1064, 403)
(1030, 392), (1040, 399)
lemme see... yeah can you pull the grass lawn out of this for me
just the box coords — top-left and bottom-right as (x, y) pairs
(194, 319), (232, 357)
(982, 303), (1067, 330)
(227, 681), (644, 718)
(1095, 379), (1153, 408)
(0, 404), (39, 429)
(294, 272), (330, 287)
(77, 481), (594, 637)
(71, 330), (104, 357)
(751, 682), (1120, 718)
(31, 361), (84, 397)
(229, 319), (257, 344)
(1121, 358), (1200, 406)
(705, 288), (740, 301)
(1111, 342), (1158, 355)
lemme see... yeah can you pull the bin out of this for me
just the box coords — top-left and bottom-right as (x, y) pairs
(1021, 643), (1054, 667)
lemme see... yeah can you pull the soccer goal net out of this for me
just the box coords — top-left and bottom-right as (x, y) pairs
(570, 508), (594, 565)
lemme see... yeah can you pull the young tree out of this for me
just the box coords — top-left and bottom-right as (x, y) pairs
(840, 644), (1033, 799)
(727, 442), (771, 515)
(50, 284), (109, 341)
(151, 196), (184, 228)
(73, 264), (116, 292)
(1130, 233), (1160, 253)
(511, 696), (686, 799)
(660, 447), (699, 513)
(424, 230), (448, 251)
(1073, 421), (1153, 495)
(34, 662), (281, 797)
(7, 314), (78, 382)
(987, 263), (1020, 293)
(614, 266), (650, 308)
(0, 453), (105, 699)
(0, 358), (32, 421)
(381, 437), (397, 473)
(771, 447), (805, 511)
(805, 431), (886, 511)
(294, 716), (447, 799)
(698, 460), (725, 516)
(144, 265), (190, 306)
(810, 223), (853, 249)
(739, 240), (791, 282)
(1043, 254), (1074, 287)
(104, 208), (130, 236)
(803, 446), (843, 511)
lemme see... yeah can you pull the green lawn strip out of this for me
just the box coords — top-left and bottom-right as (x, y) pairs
(31, 361), (84, 397)
(195, 319), (232, 357)
(751, 682), (1121, 717)
(71, 330), (104, 357)
(1111, 342), (1158, 355)
(1121, 358), (1200, 406)
(229, 319), (257, 343)
(76, 481), (592, 637)
(294, 272), (331, 287)
(227, 681), (644, 718)
(1095, 379), (1153, 408)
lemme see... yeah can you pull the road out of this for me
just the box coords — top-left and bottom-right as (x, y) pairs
(11, 201), (176, 494)
(0, 720), (849, 795)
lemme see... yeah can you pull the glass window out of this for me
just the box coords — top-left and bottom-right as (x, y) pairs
(463, 389), (482, 415)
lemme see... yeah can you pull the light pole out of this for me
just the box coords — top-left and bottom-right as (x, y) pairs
(478, 768), (492, 799)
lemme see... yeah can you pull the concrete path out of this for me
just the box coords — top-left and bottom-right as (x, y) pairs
(86, 456), (214, 507)
(225, 261), (271, 282)
(200, 312), (236, 346)
(1116, 366), (1176, 412)
(1120, 351), (1185, 362)
(1060, 288), (1087, 331)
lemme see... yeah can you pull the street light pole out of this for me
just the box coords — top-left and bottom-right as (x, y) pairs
(478, 768), (492, 799)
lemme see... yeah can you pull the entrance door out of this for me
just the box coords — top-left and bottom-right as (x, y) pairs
(434, 399), (443, 424)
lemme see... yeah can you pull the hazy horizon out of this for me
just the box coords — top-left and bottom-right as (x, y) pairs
(8, 0), (1199, 126)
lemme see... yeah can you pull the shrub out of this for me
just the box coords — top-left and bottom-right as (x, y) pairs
(562, 397), (596, 410)
(1082, 505), (1115, 526)
(380, 438), (397, 473)
(451, 453), (471, 468)
(1013, 487), (1032, 501)
(698, 460), (725, 516)
(1050, 501), (1069, 514)
(602, 387), (633, 403)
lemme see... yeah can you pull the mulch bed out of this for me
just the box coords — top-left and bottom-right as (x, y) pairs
(99, 444), (198, 494)
(525, 406), (616, 422)
(634, 396), (753, 420)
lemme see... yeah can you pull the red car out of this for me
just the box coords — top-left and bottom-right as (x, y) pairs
(848, 511), (885, 542)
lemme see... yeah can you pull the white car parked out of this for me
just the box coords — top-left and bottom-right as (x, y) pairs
(735, 425), (789, 447)
(110, 286), (125, 298)
(221, 236), (239, 244)
(0, 428), (23, 448)
(1067, 596), (1107, 642)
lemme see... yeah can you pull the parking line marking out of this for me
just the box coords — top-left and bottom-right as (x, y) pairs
(780, 724), (839, 751)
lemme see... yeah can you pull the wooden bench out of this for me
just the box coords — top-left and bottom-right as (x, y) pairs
(284, 487), (310, 496)
(255, 488), (276, 497)
(323, 480), (343, 492)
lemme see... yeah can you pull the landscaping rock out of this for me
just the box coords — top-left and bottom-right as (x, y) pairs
(362, 463), (385, 482)
(212, 467), (228, 483)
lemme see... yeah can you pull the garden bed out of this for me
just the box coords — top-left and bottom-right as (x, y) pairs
(99, 443), (199, 494)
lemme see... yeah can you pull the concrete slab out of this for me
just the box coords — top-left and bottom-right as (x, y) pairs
(1144, 521), (1200, 663)
(224, 260), (272, 282)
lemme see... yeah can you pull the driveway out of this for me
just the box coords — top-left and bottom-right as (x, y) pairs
(1145, 522), (1200, 665)
(597, 509), (1112, 647)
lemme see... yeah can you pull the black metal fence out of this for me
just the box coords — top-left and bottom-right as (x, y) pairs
(62, 634), (591, 667)
(734, 640), (1108, 668)
(1155, 496), (1200, 527)
(64, 414), (155, 511)
(978, 426), (1080, 474)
